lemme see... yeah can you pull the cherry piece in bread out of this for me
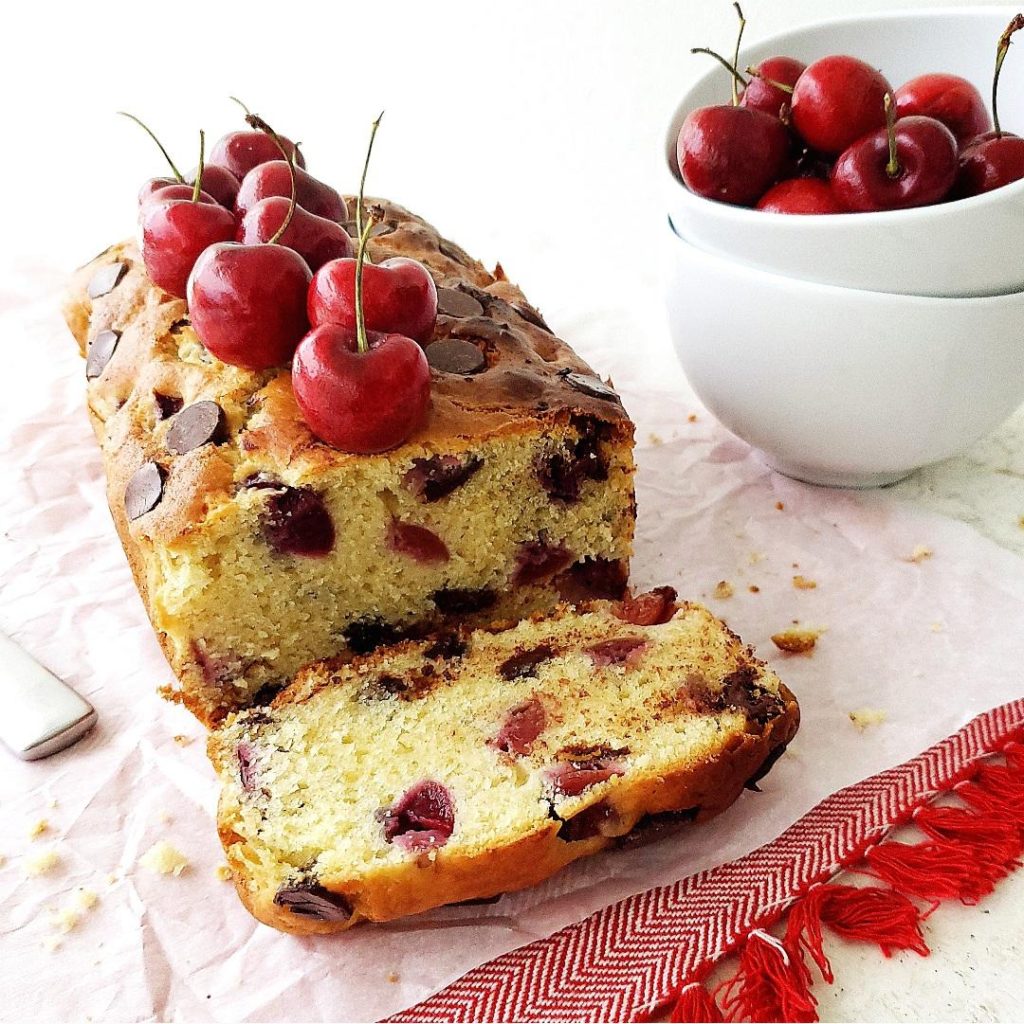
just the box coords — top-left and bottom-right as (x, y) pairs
(238, 196), (353, 272)
(308, 255), (438, 344)
(235, 161), (348, 222)
(791, 55), (892, 155)
(894, 73), (991, 147)
(756, 177), (845, 214)
(741, 56), (805, 119)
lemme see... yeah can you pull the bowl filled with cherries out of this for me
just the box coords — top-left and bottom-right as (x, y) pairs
(663, 7), (1024, 488)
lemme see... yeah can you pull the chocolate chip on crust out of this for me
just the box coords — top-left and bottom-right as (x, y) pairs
(426, 338), (486, 375)
(744, 741), (791, 791)
(559, 370), (622, 404)
(557, 799), (621, 842)
(87, 261), (127, 299)
(432, 587), (497, 615)
(499, 644), (555, 680)
(436, 287), (485, 318)
(615, 807), (700, 849)
(86, 329), (120, 380)
(166, 400), (227, 454)
(720, 666), (786, 725)
(438, 237), (474, 266)
(154, 392), (184, 420)
(273, 881), (353, 922)
(511, 302), (553, 333)
(124, 462), (164, 521)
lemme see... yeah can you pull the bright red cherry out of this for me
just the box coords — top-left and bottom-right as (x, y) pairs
(308, 256), (437, 343)
(138, 176), (179, 205)
(791, 56), (892, 155)
(238, 197), (353, 272)
(187, 242), (312, 369)
(831, 101), (958, 212)
(186, 163), (240, 208)
(292, 325), (430, 452)
(235, 161), (347, 222)
(139, 183), (217, 211)
(756, 177), (845, 214)
(140, 194), (236, 298)
(677, 104), (790, 206)
(895, 74), (991, 147)
(741, 56), (806, 119)
(208, 129), (305, 180)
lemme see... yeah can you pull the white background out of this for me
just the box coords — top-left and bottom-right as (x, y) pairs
(2, 2), (1022, 1022)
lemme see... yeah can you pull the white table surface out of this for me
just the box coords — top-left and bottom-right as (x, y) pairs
(2, 1), (1022, 1020)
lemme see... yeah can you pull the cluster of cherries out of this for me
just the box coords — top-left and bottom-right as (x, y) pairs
(131, 106), (435, 453)
(677, 8), (1024, 213)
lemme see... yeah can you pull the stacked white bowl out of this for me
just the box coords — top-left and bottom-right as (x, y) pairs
(663, 7), (1024, 488)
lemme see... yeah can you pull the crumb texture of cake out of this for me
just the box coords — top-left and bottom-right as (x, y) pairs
(64, 200), (636, 724)
(208, 595), (799, 934)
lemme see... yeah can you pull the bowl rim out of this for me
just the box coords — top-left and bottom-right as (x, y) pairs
(664, 4), (1024, 226)
(666, 214), (1024, 306)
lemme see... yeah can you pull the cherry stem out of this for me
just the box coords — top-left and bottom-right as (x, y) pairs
(245, 113), (297, 244)
(690, 48), (748, 96)
(731, 3), (747, 106)
(229, 96), (253, 118)
(993, 15), (1024, 138)
(191, 131), (205, 202)
(117, 111), (183, 182)
(354, 113), (384, 356)
(744, 66), (795, 94)
(884, 92), (901, 179)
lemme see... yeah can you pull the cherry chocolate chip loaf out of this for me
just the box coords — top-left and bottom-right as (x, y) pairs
(64, 200), (636, 725)
(208, 591), (799, 934)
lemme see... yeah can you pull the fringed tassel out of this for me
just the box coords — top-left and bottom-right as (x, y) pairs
(863, 838), (1005, 905)
(669, 981), (724, 1023)
(715, 930), (817, 1024)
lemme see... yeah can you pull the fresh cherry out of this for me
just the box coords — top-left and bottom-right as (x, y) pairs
(831, 97), (958, 212)
(741, 56), (806, 119)
(186, 163), (240, 209)
(139, 132), (236, 298)
(235, 160), (347, 222)
(894, 73), (991, 147)
(238, 196), (353, 272)
(956, 15), (1024, 197)
(791, 55), (892, 155)
(140, 183), (217, 211)
(138, 176), (179, 205)
(308, 255), (437, 344)
(292, 115), (431, 453)
(756, 177), (845, 214)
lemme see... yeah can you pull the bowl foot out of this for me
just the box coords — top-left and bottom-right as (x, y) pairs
(759, 452), (915, 490)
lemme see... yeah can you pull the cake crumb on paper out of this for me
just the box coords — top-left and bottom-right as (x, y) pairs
(42, 936), (62, 953)
(47, 798), (59, 809)
(687, 413), (698, 423)
(0, 854), (6, 869)
(387, 972), (400, 984)
(28, 819), (50, 840)
(172, 734), (194, 747)
(140, 841), (188, 877)
(904, 545), (933, 563)
(25, 849), (60, 876)
(849, 707), (887, 731)
(930, 621), (945, 633)
(51, 907), (81, 934)
(775, 501), (785, 511)
(713, 580), (734, 600)
(792, 575), (817, 590)
(748, 584), (761, 594)
(647, 432), (663, 446)
(105, 873), (118, 886)
(215, 864), (233, 882)
(748, 551), (766, 565)
(771, 627), (824, 654)
(74, 888), (98, 911)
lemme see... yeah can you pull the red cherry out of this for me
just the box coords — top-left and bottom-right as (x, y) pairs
(292, 325), (430, 452)
(894, 74), (991, 147)
(308, 257), (438, 344)
(677, 104), (790, 206)
(140, 197), (236, 298)
(139, 183), (217, 211)
(791, 56), (892, 155)
(235, 161), (347, 222)
(756, 177), (845, 214)
(741, 56), (806, 119)
(831, 110), (958, 212)
(237, 196), (353, 272)
(138, 176), (179, 205)
(956, 132), (1024, 196)
(208, 129), (305, 180)
(186, 163), (240, 209)
(187, 242), (312, 369)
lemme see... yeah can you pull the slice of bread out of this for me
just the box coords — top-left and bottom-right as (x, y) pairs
(209, 590), (799, 933)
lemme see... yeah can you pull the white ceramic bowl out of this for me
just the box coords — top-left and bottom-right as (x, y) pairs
(665, 219), (1024, 487)
(664, 7), (1024, 298)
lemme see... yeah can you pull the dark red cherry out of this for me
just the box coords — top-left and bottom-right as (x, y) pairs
(235, 161), (347, 222)
(791, 56), (892, 155)
(139, 183), (217, 211)
(895, 74), (991, 147)
(140, 198), (236, 298)
(308, 257), (438, 344)
(956, 133), (1024, 196)
(187, 242), (312, 369)
(741, 56), (806, 119)
(831, 114), (958, 212)
(186, 163), (240, 209)
(138, 176), (179, 206)
(208, 129), (305, 180)
(756, 177), (846, 214)
(237, 196), (353, 272)
(676, 104), (790, 206)
(291, 324), (431, 453)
